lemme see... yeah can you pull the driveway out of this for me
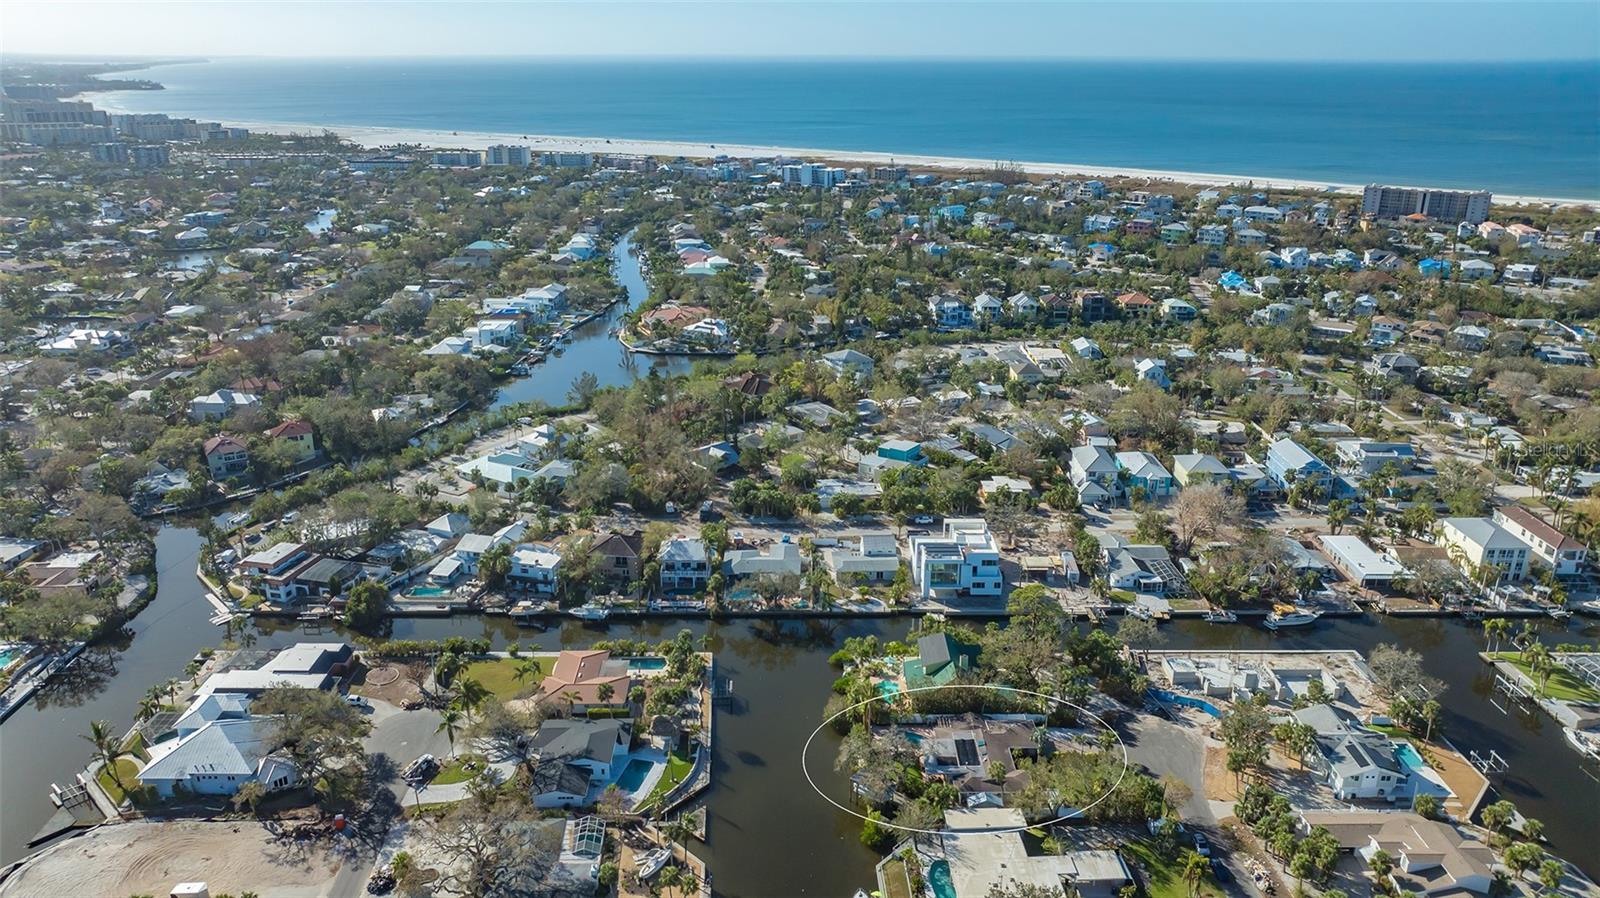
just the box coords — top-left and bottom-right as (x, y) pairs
(1120, 713), (1212, 824)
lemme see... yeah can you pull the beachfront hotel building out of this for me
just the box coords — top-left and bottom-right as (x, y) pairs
(485, 144), (532, 166)
(1361, 184), (1492, 225)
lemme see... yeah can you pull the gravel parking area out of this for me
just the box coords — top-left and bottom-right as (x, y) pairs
(1, 820), (348, 898)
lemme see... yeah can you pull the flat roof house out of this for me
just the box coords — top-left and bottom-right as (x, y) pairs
(908, 519), (1002, 599)
(1318, 535), (1406, 588)
(821, 532), (901, 584)
(937, 808), (1135, 898)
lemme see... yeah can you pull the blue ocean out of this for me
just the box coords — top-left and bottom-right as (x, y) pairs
(92, 58), (1599, 198)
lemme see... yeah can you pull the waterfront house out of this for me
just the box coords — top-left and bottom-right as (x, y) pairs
(903, 633), (980, 689)
(202, 434), (251, 480)
(1318, 535), (1406, 590)
(1297, 812), (1494, 898)
(1436, 517), (1529, 583)
(509, 542), (563, 594)
(1290, 704), (1437, 803)
(1102, 535), (1186, 595)
(908, 519), (1002, 600)
(264, 420), (317, 463)
(936, 809), (1135, 898)
(529, 719), (629, 808)
(538, 650), (632, 712)
(821, 532), (901, 584)
(659, 537), (710, 593)
(723, 541), (803, 579)
(1491, 506), (1587, 577)
(590, 530), (645, 588)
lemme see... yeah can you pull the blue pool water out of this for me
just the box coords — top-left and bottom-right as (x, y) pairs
(627, 657), (666, 671)
(1394, 741), (1427, 771)
(0, 647), (22, 670)
(406, 586), (448, 597)
(877, 680), (900, 698)
(1149, 688), (1224, 719)
(615, 758), (654, 793)
(927, 860), (957, 898)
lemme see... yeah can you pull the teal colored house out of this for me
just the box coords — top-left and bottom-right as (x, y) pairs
(878, 439), (926, 465)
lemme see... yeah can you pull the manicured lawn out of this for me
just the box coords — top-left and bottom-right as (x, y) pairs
(639, 749), (695, 811)
(433, 753), (489, 785)
(1487, 652), (1600, 703)
(1123, 840), (1221, 898)
(97, 759), (146, 806)
(461, 656), (546, 702)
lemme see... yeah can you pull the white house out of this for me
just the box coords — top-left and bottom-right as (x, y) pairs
(509, 542), (564, 594)
(1436, 517), (1529, 583)
(659, 537), (710, 593)
(907, 519), (1002, 599)
(1491, 506), (1587, 577)
(189, 389), (260, 421)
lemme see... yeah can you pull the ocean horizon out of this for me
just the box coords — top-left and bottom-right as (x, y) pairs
(83, 57), (1600, 199)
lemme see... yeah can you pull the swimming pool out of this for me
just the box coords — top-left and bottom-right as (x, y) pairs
(615, 758), (655, 792)
(406, 586), (449, 597)
(927, 860), (957, 898)
(628, 657), (667, 671)
(1393, 741), (1427, 771)
(0, 645), (23, 670)
(877, 679), (900, 698)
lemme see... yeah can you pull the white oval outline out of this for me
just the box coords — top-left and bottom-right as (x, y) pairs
(800, 682), (1131, 835)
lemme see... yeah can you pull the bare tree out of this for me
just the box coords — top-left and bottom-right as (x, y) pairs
(421, 795), (560, 898)
(1170, 483), (1245, 555)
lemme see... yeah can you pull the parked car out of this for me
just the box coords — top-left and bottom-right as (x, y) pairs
(910, 514), (936, 525)
(344, 694), (369, 708)
(1192, 832), (1211, 857)
(1210, 858), (1232, 883)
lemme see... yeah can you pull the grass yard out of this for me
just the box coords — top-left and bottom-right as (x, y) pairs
(97, 759), (148, 806)
(639, 749), (695, 811)
(881, 857), (914, 898)
(461, 656), (547, 702)
(1487, 652), (1600, 704)
(1122, 840), (1221, 898)
(433, 753), (490, 785)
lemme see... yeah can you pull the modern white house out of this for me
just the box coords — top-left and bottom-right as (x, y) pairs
(1318, 534), (1407, 589)
(1436, 517), (1529, 584)
(1290, 704), (1444, 803)
(908, 519), (1002, 599)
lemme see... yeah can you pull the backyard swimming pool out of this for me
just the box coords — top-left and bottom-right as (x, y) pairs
(615, 758), (655, 793)
(628, 657), (667, 671)
(1394, 741), (1427, 770)
(406, 586), (449, 597)
(927, 860), (956, 898)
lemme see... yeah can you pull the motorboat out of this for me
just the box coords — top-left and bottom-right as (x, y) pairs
(570, 603), (611, 621)
(1202, 608), (1237, 624)
(637, 848), (672, 880)
(1564, 727), (1600, 762)
(1575, 599), (1600, 617)
(1264, 605), (1322, 631)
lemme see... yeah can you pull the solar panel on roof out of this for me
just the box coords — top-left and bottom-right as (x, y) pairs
(956, 738), (980, 766)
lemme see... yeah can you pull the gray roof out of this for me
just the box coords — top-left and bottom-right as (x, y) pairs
(530, 718), (626, 765)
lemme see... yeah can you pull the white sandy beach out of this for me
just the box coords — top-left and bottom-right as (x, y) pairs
(80, 93), (1595, 207)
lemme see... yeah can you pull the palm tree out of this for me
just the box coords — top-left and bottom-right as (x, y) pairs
(1180, 850), (1209, 898)
(436, 706), (464, 756)
(452, 676), (490, 714)
(513, 657), (541, 688)
(137, 694), (161, 722)
(596, 682), (615, 704)
(1524, 642), (1554, 697)
(562, 689), (581, 717)
(81, 720), (131, 795)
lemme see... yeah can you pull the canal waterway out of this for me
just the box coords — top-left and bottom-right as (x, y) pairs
(490, 228), (691, 410)
(6, 527), (1598, 895)
(3, 229), (1597, 889)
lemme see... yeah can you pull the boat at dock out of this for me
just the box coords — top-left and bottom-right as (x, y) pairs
(1264, 605), (1322, 630)
(570, 603), (611, 621)
(1564, 728), (1600, 762)
(1202, 608), (1237, 624)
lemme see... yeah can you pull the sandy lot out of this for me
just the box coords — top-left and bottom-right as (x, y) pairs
(1, 820), (347, 898)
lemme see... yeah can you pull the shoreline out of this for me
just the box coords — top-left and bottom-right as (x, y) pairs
(81, 92), (1596, 207)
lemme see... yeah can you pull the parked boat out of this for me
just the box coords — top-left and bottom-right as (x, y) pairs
(1575, 599), (1600, 617)
(1264, 605), (1322, 630)
(637, 848), (672, 880)
(1202, 608), (1237, 624)
(1564, 727), (1600, 762)
(570, 603), (611, 621)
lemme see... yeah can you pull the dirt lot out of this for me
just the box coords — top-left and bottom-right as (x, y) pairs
(1, 820), (347, 898)
(352, 661), (423, 707)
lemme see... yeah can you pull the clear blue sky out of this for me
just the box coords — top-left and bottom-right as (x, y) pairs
(6, 1), (1598, 62)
